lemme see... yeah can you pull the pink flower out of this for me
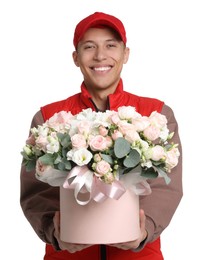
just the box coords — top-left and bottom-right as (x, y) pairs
(46, 111), (74, 131)
(117, 120), (135, 135)
(35, 136), (49, 152)
(99, 125), (108, 136)
(36, 159), (53, 177)
(110, 113), (121, 124)
(149, 111), (167, 128)
(166, 147), (180, 171)
(71, 134), (87, 149)
(105, 136), (113, 148)
(89, 135), (108, 151)
(150, 145), (166, 161)
(95, 160), (111, 176)
(143, 125), (161, 141)
(77, 120), (91, 135)
(111, 130), (123, 140)
(132, 117), (150, 132)
(125, 130), (140, 143)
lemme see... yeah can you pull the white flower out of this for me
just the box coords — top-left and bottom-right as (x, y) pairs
(118, 106), (137, 120)
(46, 134), (60, 153)
(67, 148), (93, 166)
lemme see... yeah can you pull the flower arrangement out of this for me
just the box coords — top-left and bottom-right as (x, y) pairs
(21, 106), (180, 204)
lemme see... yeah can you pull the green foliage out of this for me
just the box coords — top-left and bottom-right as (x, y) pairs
(141, 167), (159, 179)
(114, 137), (131, 158)
(101, 154), (114, 165)
(39, 154), (54, 165)
(57, 132), (71, 148)
(123, 149), (140, 168)
(25, 160), (36, 172)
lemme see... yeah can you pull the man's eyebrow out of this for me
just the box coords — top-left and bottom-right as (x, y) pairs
(81, 38), (119, 44)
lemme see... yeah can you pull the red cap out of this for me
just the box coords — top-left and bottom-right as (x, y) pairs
(73, 12), (127, 48)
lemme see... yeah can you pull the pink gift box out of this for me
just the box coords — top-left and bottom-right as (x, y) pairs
(60, 186), (140, 244)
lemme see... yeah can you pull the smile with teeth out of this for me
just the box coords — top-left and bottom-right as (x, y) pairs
(93, 66), (111, 71)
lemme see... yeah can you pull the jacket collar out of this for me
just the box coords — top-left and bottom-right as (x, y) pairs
(80, 79), (124, 111)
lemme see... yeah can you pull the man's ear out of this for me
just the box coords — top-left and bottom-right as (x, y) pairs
(72, 51), (80, 67)
(123, 47), (130, 64)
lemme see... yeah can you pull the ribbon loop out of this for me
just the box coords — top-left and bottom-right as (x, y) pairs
(62, 165), (151, 205)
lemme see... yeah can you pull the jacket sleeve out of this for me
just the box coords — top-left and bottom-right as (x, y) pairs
(136, 104), (183, 250)
(20, 110), (59, 247)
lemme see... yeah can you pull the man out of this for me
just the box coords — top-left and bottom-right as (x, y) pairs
(20, 12), (183, 260)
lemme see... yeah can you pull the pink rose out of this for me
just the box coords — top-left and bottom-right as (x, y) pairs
(47, 111), (74, 131)
(71, 134), (87, 149)
(151, 145), (166, 161)
(166, 147), (180, 171)
(111, 130), (123, 140)
(110, 113), (121, 124)
(105, 136), (113, 148)
(99, 125), (108, 136)
(143, 125), (161, 141)
(35, 159), (52, 177)
(149, 111), (167, 128)
(35, 136), (49, 151)
(117, 120), (135, 135)
(77, 120), (91, 135)
(89, 135), (108, 151)
(132, 117), (150, 132)
(125, 130), (140, 143)
(95, 160), (111, 176)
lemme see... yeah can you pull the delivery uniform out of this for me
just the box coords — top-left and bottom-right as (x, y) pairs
(20, 79), (182, 260)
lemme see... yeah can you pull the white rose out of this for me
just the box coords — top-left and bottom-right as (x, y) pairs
(118, 106), (136, 120)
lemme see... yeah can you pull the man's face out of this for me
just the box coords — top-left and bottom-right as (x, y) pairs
(72, 27), (129, 95)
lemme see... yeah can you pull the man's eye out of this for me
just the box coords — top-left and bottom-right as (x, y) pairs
(107, 44), (116, 48)
(84, 45), (95, 50)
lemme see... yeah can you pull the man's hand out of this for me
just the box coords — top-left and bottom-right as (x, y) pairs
(53, 211), (92, 253)
(109, 209), (147, 250)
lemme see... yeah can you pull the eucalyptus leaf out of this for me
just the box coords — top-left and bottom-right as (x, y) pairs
(21, 151), (30, 160)
(155, 167), (171, 185)
(56, 158), (72, 171)
(57, 162), (66, 171)
(141, 167), (158, 179)
(62, 147), (69, 157)
(114, 137), (131, 158)
(39, 154), (54, 165)
(123, 149), (140, 168)
(65, 161), (72, 170)
(54, 154), (62, 164)
(101, 154), (114, 164)
(25, 160), (36, 172)
(57, 133), (71, 148)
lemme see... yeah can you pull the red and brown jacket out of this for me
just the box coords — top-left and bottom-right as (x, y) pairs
(20, 79), (183, 260)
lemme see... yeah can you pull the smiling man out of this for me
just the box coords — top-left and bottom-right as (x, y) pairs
(20, 12), (183, 260)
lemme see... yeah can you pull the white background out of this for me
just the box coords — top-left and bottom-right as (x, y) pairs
(1, 0), (206, 259)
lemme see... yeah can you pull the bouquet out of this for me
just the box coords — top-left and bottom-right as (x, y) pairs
(21, 106), (180, 205)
